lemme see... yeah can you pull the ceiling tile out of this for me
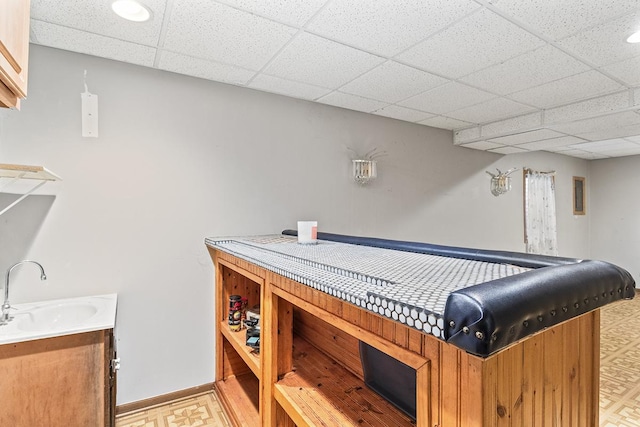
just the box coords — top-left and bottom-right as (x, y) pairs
(460, 141), (504, 150)
(551, 111), (640, 135)
(576, 123), (640, 141)
(569, 138), (640, 152)
(489, 146), (530, 155)
(372, 105), (435, 123)
(399, 82), (495, 114)
(216, 0), (327, 27)
(461, 44), (589, 95)
(481, 112), (542, 137)
(507, 70), (624, 108)
(555, 148), (600, 158)
(545, 91), (629, 124)
(157, 51), (256, 85)
(30, 0), (166, 45)
(248, 74), (331, 100)
(30, 20), (156, 67)
(339, 61), (448, 103)
(597, 147), (640, 157)
(454, 126), (481, 143)
(627, 135), (640, 143)
(307, 0), (480, 56)
(568, 151), (611, 159)
(557, 11), (640, 67)
(446, 97), (536, 124)
(317, 91), (388, 113)
(263, 32), (385, 88)
(543, 145), (581, 153)
(163, 0), (297, 71)
(600, 54), (640, 86)
(396, 8), (545, 79)
(491, 0), (639, 41)
(418, 116), (473, 130)
(487, 129), (565, 145)
(517, 135), (586, 151)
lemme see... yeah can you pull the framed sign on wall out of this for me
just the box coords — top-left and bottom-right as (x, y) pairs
(573, 176), (586, 215)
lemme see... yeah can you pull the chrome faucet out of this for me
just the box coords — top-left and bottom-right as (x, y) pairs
(1, 260), (47, 324)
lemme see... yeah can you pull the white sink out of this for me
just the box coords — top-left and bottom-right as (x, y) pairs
(17, 301), (99, 332)
(0, 294), (117, 345)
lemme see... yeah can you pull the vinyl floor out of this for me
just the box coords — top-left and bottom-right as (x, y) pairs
(600, 294), (640, 427)
(116, 390), (230, 427)
(116, 294), (640, 427)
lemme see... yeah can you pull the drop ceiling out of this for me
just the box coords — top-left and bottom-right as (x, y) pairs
(29, 0), (640, 159)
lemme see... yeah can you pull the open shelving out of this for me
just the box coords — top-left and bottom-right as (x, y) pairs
(274, 336), (415, 427)
(214, 256), (263, 427)
(219, 321), (260, 376)
(211, 249), (430, 426)
(0, 163), (62, 216)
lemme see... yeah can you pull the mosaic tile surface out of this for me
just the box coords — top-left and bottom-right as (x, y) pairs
(117, 392), (230, 427)
(206, 235), (530, 339)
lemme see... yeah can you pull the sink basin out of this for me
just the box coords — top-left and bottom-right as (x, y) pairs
(17, 302), (99, 332)
(0, 294), (117, 345)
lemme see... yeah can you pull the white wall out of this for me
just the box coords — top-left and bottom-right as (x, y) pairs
(590, 155), (640, 280)
(0, 45), (590, 404)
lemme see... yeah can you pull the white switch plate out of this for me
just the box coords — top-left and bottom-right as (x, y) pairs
(81, 92), (99, 138)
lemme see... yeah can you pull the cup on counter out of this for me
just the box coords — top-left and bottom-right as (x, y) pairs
(297, 221), (318, 244)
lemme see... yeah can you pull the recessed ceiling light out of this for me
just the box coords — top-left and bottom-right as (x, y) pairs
(111, 0), (151, 22)
(626, 30), (640, 43)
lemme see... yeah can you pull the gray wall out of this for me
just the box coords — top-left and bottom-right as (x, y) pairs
(590, 155), (640, 280)
(0, 45), (591, 405)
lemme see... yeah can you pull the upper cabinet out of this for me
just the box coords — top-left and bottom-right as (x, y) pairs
(0, 0), (30, 109)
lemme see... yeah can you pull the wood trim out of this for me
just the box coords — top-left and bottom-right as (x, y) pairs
(0, 80), (17, 108)
(271, 285), (428, 370)
(217, 257), (265, 286)
(115, 383), (215, 416)
(573, 176), (586, 215)
(0, 40), (20, 74)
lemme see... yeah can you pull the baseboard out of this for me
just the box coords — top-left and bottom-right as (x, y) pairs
(116, 382), (216, 416)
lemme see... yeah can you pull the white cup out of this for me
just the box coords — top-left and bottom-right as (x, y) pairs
(297, 221), (318, 244)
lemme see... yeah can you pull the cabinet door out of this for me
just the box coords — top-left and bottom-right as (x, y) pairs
(0, 0), (30, 108)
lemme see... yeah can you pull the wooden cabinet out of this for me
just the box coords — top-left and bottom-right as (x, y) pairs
(213, 255), (264, 426)
(209, 247), (600, 426)
(0, 0), (30, 109)
(210, 248), (429, 427)
(0, 329), (116, 427)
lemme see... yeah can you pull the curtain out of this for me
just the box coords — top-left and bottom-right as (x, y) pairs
(524, 171), (558, 256)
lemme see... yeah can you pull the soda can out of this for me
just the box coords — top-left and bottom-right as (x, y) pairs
(229, 295), (242, 332)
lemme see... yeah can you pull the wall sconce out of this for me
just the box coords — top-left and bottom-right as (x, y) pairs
(486, 168), (518, 196)
(352, 159), (377, 185)
(350, 147), (386, 186)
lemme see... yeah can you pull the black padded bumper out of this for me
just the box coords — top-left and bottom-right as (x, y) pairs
(282, 229), (636, 356)
(445, 260), (635, 355)
(282, 229), (580, 268)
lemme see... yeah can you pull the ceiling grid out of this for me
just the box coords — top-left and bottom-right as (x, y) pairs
(28, 0), (640, 159)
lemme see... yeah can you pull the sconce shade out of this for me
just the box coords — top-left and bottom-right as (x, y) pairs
(490, 175), (511, 196)
(353, 159), (377, 185)
(486, 168), (518, 196)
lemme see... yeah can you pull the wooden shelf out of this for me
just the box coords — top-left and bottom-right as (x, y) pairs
(274, 336), (415, 427)
(220, 321), (260, 377)
(0, 164), (62, 181)
(216, 373), (260, 427)
(0, 163), (62, 216)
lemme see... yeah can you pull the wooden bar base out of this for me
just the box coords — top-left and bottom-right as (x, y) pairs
(209, 248), (600, 427)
